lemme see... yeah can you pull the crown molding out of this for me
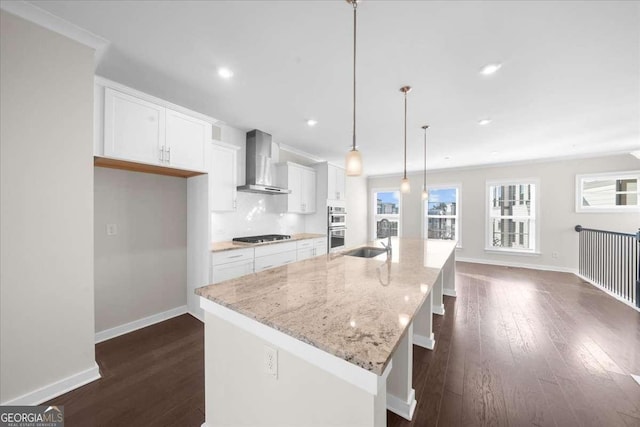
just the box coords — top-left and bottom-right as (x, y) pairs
(1, 1), (109, 62)
(278, 143), (325, 164)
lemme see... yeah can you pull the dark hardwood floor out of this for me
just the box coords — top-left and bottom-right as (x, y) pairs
(45, 314), (205, 426)
(47, 262), (640, 426)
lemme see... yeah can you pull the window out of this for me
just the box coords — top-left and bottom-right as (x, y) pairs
(576, 171), (640, 212)
(373, 190), (400, 239)
(424, 185), (460, 246)
(486, 180), (538, 253)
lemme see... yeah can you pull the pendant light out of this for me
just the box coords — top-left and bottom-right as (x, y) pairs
(400, 86), (412, 193)
(421, 125), (429, 200)
(345, 0), (362, 176)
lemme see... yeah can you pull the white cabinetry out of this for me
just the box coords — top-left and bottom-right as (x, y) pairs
(209, 142), (239, 212)
(104, 88), (165, 165)
(313, 237), (328, 255)
(296, 237), (328, 260)
(327, 164), (346, 201)
(165, 109), (208, 171)
(101, 85), (210, 172)
(254, 241), (297, 272)
(211, 248), (255, 284)
(276, 162), (316, 214)
(296, 239), (315, 261)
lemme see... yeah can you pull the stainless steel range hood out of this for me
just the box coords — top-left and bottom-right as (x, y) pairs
(237, 130), (291, 195)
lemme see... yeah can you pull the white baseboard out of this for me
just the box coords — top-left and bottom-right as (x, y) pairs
(433, 304), (445, 316)
(188, 309), (204, 323)
(95, 305), (187, 343)
(456, 257), (577, 274)
(443, 289), (457, 297)
(575, 274), (640, 313)
(1, 362), (100, 406)
(414, 333), (435, 350)
(387, 388), (417, 421)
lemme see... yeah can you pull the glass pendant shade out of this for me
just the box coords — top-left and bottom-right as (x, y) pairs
(345, 149), (362, 176)
(421, 188), (428, 200)
(400, 177), (411, 194)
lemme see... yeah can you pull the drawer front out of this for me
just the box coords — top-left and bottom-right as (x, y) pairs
(297, 247), (315, 261)
(313, 238), (328, 255)
(254, 241), (297, 258)
(211, 247), (254, 266)
(211, 259), (254, 284)
(254, 250), (297, 273)
(296, 239), (314, 250)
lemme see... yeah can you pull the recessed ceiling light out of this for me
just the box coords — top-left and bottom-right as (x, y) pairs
(217, 67), (234, 79)
(478, 118), (492, 126)
(480, 63), (502, 76)
(444, 156), (451, 160)
(307, 119), (318, 127)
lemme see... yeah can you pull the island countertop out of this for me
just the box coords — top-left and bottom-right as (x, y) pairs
(196, 238), (457, 375)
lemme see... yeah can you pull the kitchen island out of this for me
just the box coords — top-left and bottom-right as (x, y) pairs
(196, 238), (457, 427)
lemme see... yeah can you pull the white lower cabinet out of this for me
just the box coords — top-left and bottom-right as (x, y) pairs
(298, 237), (328, 260)
(212, 259), (254, 283)
(254, 250), (297, 272)
(296, 239), (315, 261)
(211, 238), (326, 282)
(254, 241), (298, 273)
(313, 237), (328, 255)
(211, 248), (255, 284)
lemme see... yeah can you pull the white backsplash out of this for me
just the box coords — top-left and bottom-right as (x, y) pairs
(210, 192), (306, 242)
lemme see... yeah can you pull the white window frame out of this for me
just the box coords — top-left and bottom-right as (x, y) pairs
(485, 178), (540, 254)
(575, 170), (640, 213)
(371, 187), (402, 240)
(422, 183), (462, 248)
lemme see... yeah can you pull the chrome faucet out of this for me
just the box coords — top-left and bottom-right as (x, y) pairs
(379, 219), (392, 256)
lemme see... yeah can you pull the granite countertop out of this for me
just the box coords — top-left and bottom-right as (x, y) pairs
(211, 233), (326, 252)
(196, 238), (457, 375)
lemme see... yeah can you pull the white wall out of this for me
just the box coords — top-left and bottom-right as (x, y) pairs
(94, 167), (187, 333)
(368, 154), (640, 271)
(0, 11), (97, 403)
(346, 175), (368, 247)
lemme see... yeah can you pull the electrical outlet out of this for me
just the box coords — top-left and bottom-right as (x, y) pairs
(106, 223), (118, 236)
(264, 346), (278, 378)
(551, 251), (559, 259)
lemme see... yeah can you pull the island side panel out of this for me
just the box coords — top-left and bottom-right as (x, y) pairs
(443, 249), (457, 297)
(204, 311), (387, 427)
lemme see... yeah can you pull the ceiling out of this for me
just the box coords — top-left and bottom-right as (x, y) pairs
(28, 0), (640, 175)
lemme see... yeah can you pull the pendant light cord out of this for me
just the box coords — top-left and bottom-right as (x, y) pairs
(352, 1), (357, 151)
(423, 127), (427, 189)
(403, 91), (407, 179)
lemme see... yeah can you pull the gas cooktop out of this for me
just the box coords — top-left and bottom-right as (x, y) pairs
(232, 234), (292, 244)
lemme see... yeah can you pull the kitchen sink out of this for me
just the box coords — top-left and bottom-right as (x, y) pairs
(343, 246), (387, 258)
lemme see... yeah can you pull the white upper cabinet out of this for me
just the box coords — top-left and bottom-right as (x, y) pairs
(209, 142), (239, 212)
(327, 164), (346, 201)
(104, 88), (165, 164)
(276, 162), (316, 214)
(99, 81), (213, 173)
(165, 109), (208, 171)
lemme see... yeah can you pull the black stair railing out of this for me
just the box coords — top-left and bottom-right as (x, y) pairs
(575, 225), (640, 308)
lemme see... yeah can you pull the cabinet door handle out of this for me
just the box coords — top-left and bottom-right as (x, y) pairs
(233, 199), (237, 209)
(262, 264), (274, 270)
(167, 147), (171, 163)
(159, 147), (164, 162)
(228, 254), (243, 259)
